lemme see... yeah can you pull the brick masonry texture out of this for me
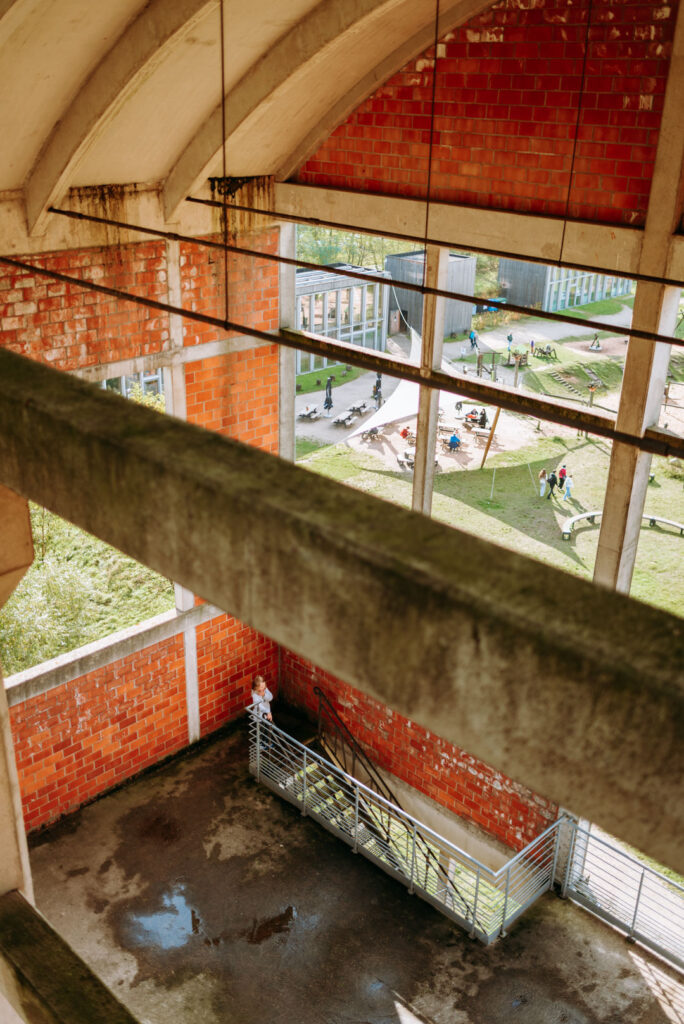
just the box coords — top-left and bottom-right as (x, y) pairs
(9, 635), (187, 832)
(296, 0), (676, 226)
(280, 649), (559, 851)
(196, 614), (278, 737)
(0, 240), (169, 371)
(3, 227), (282, 832)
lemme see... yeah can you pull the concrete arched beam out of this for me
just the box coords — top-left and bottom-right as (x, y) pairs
(276, 0), (488, 181)
(162, 0), (406, 221)
(162, 0), (489, 220)
(25, 0), (215, 236)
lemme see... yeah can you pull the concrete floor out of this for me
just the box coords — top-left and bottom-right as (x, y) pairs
(29, 723), (683, 1024)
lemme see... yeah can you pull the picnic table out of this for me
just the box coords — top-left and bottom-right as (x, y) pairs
(348, 400), (367, 415)
(297, 405), (320, 420)
(333, 409), (356, 426)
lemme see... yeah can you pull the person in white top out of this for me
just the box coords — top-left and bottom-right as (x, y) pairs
(251, 675), (273, 721)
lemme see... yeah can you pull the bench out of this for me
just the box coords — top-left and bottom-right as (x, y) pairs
(474, 429), (489, 438)
(333, 409), (355, 426)
(562, 511), (684, 540)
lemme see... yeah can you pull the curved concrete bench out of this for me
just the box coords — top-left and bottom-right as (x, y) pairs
(562, 511), (684, 540)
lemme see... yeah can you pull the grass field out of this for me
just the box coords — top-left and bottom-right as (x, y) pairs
(299, 434), (684, 619)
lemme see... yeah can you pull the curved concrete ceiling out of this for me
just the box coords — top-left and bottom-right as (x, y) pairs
(0, 0), (492, 236)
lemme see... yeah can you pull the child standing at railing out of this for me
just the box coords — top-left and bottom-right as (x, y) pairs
(251, 675), (273, 722)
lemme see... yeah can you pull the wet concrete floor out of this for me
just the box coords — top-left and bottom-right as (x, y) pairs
(29, 724), (683, 1024)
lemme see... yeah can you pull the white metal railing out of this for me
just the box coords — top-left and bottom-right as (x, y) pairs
(248, 711), (561, 944)
(563, 824), (684, 971)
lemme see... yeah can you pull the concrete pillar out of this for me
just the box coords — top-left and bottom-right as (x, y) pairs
(164, 240), (199, 741)
(593, 3), (684, 592)
(278, 222), (296, 462)
(412, 246), (449, 515)
(593, 285), (675, 592)
(0, 486), (34, 904)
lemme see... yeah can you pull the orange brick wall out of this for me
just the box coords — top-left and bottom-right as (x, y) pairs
(296, 0), (676, 226)
(184, 346), (279, 450)
(0, 240), (169, 371)
(9, 634), (187, 832)
(196, 614), (278, 736)
(280, 650), (559, 852)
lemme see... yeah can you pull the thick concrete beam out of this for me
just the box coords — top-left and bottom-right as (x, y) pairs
(25, 0), (214, 235)
(0, 891), (137, 1024)
(274, 182), (646, 273)
(0, 349), (682, 871)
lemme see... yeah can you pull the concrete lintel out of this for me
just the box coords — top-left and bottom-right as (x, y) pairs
(274, 182), (645, 274)
(73, 333), (264, 385)
(4, 603), (221, 708)
(0, 891), (137, 1024)
(0, 487), (33, 612)
(0, 349), (682, 871)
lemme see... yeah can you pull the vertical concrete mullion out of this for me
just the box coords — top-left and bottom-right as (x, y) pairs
(164, 239), (200, 741)
(593, 3), (684, 593)
(279, 223), (296, 462)
(412, 246), (449, 516)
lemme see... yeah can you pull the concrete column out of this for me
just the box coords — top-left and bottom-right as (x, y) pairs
(278, 222), (296, 462)
(593, 285), (675, 591)
(0, 486), (34, 904)
(412, 246), (449, 515)
(163, 238), (188, 422)
(593, 2), (684, 592)
(164, 240), (199, 740)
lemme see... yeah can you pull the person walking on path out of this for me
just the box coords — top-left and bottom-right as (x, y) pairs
(530, 338), (535, 355)
(539, 468), (547, 498)
(323, 376), (333, 417)
(546, 469), (558, 499)
(563, 472), (574, 499)
(558, 465), (567, 491)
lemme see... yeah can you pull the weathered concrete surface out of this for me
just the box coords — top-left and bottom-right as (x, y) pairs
(0, 891), (137, 1024)
(1, 349), (682, 872)
(0, 486), (33, 612)
(29, 727), (684, 1024)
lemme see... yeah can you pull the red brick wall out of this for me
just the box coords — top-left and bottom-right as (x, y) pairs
(184, 346), (279, 451)
(9, 634), (187, 832)
(0, 240), (169, 371)
(196, 614), (278, 736)
(296, 0), (676, 226)
(180, 229), (279, 348)
(280, 650), (558, 851)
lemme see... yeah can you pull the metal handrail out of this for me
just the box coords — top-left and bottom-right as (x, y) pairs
(571, 824), (684, 896)
(312, 686), (480, 925)
(248, 709), (561, 942)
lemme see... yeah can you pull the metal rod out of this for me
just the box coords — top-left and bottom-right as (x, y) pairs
(302, 748), (308, 816)
(353, 787), (360, 853)
(255, 718), (261, 782)
(185, 194), (684, 290)
(0, 250), (680, 458)
(470, 869), (481, 937)
(500, 867), (511, 936)
(410, 823), (417, 894)
(46, 205), (683, 348)
(628, 869), (646, 939)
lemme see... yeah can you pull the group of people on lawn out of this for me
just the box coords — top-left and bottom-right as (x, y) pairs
(539, 465), (573, 499)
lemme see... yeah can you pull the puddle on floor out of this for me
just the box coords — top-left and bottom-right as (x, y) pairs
(125, 884), (197, 950)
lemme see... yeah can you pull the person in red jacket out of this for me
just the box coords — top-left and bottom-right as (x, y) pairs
(558, 465), (567, 491)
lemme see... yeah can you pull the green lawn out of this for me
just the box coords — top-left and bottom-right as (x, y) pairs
(296, 363), (365, 395)
(301, 435), (684, 619)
